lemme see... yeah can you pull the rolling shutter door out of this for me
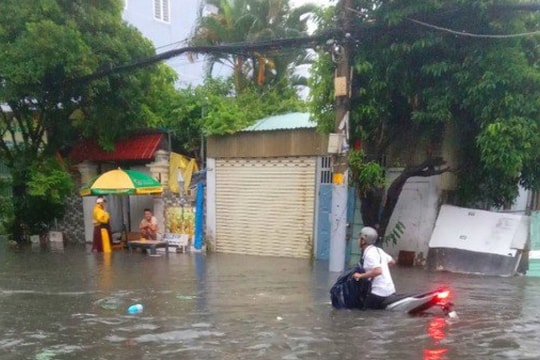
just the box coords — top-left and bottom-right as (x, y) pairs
(215, 157), (316, 258)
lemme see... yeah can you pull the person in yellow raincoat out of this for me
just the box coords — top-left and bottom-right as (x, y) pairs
(92, 196), (112, 252)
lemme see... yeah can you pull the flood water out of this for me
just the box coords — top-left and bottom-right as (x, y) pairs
(1, 244), (539, 360)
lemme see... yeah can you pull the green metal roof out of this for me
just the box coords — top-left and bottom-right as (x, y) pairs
(242, 112), (316, 132)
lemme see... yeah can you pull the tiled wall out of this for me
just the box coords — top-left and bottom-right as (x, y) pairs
(57, 192), (85, 243)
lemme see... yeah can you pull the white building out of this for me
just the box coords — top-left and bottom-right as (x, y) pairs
(122, 0), (206, 87)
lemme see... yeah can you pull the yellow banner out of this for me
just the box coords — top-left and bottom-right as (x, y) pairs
(168, 153), (199, 194)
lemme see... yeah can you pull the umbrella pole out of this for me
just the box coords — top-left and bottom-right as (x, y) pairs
(127, 196), (131, 231)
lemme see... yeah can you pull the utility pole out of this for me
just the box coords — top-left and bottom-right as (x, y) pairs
(329, 0), (353, 272)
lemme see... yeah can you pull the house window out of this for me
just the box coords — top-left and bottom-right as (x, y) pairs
(154, 0), (170, 23)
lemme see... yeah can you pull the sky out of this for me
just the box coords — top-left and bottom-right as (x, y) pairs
(290, 0), (333, 8)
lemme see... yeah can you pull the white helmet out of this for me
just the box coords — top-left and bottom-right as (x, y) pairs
(359, 226), (378, 245)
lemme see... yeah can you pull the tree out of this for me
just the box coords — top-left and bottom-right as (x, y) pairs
(310, 0), (540, 242)
(0, 0), (179, 241)
(177, 0), (320, 157)
(190, 0), (317, 93)
(162, 77), (306, 161)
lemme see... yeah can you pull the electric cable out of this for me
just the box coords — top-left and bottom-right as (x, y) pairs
(63, 29), (343, 86)
(407, 17), (540, 38)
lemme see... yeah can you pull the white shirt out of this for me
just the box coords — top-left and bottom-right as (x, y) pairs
(362, 245), (396, 297)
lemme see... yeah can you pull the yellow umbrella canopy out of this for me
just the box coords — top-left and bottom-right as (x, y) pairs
(80, 169), (163, 196)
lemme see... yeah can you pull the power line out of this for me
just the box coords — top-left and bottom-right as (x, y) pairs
(64, 3), (540, 87)
(407, 17), (540, 38)
(154, 38), (191, 51)
(345, 3), (540, 39)
(65, 30), (342, 86)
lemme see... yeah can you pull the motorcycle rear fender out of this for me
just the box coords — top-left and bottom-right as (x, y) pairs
(384, 288), (451, 314)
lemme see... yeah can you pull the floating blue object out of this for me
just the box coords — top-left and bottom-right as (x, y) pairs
(127, 304), (143, 314)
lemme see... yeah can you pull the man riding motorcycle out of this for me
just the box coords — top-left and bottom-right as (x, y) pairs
(352, 226), (396, 309)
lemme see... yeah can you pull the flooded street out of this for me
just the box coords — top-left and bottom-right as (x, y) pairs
(1, 245), (539, 359)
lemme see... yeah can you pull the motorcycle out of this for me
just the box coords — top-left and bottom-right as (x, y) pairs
(382, 288), (457, 317)
(330, 269), (457, 318)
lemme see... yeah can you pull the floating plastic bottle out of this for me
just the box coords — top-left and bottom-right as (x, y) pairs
(127, 304), (144, 314)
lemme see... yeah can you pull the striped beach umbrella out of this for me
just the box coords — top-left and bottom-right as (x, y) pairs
(80, 169), (163, 196)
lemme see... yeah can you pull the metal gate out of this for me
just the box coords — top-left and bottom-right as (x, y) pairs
(315, 156), (332, 260)
(215, 157), (316, 258)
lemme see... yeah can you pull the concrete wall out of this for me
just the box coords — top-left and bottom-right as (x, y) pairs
(384, 168), (441, 266)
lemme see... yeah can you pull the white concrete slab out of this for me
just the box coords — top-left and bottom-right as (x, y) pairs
(429, 205), (529, 256)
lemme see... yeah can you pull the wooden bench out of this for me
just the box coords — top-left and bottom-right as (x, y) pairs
(127, 239), (169, 255)
(111, 231), (139, 250)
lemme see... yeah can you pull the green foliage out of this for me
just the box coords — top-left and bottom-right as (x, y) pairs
(27, 157), (74, 204)
(139, 64), (181, 128)
(0, 0), (175, 151)
(311, 0), (540, 211)
(0, 156), (74, 237)
(0, 176), (14, 235)
(191, 0), (317, 93)
(166, 78), (306, 147)
(202, 85), (306, 135)
(348, 149), (385, 196)
(477, 117), (537, 179)
(308, 54), (336, 133)
(0, 0), (177, 240)
(307, 5), (340, 133)
(177, 0), (317, 152)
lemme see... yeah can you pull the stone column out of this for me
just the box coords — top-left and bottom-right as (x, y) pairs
(74, 161), (98, 244)
(76, 161), (98, 186)
(153, 196), (165, 241)
(147, 151), (170, 241)
(146, 150), (170, 189)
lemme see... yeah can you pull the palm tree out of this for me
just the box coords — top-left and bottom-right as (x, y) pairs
(190, 0), (317, 93)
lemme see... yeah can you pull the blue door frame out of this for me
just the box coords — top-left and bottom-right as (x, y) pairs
(315, 184), (332, 260)
(315, 185), (358, 262)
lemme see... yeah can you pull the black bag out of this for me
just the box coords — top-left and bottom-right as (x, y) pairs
(330, 266), (371, 309)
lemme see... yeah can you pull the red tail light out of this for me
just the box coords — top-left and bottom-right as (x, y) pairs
(436, 290), (450, 300)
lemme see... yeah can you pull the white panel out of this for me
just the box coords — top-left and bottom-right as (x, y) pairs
(429, 205), (529, 256)
(215, 157), (316, 258)
(383, 168), (441, 260)
(511, 214), (530, 249)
